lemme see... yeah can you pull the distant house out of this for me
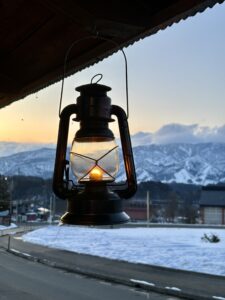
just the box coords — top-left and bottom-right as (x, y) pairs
(26, 212), (37, 222)
(200, 186), (225, 225)
(124, 200), (147, 221)
(124, 198), (167, 222)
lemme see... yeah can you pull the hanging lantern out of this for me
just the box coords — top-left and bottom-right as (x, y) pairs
(53, 82), (137, 225)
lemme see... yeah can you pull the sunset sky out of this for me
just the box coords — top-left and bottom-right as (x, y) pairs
(0, 3), (225, 143)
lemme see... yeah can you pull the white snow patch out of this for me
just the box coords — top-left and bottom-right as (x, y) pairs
(0, 223), (17, 230)
(130, 279), (155, 286)
(174, 169), (192, 183)
(213, 296), (225, 300)
(22, 252), (32, 257)
(165, 287), (181, 291)
(10, 249), (20, 253)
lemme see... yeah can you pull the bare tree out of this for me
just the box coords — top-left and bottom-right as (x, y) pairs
(165, 192), (179, 222)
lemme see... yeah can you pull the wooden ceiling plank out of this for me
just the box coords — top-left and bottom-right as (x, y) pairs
(7, 16), (54, 57)
(38, 0), (95, 32)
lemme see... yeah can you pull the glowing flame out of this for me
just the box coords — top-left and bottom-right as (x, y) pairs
(89, 166), (103, 181)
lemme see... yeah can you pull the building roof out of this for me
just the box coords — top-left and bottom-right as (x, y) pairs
(200, 186), (225, 207)
(0, 0), (224, 109)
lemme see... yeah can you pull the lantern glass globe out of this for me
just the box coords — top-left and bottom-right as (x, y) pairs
(70, 137), (119, 183)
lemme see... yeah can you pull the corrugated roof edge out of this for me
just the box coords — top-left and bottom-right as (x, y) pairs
(3, 0), (224, 108)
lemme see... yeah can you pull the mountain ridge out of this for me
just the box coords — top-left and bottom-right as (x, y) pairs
(0, 142), (224, 185)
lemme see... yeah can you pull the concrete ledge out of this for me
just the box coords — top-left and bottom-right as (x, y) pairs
(115, 222), (225, 230)
(0, 225), (43, 237)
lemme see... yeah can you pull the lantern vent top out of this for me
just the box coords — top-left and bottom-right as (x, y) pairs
(76, 83), (111, 95)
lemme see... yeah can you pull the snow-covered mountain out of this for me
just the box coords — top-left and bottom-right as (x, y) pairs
(0, 148), (54, 179)
(118, 143), (225, 185)
(0, 141), (55, 157)
(0, 143), (225, 185)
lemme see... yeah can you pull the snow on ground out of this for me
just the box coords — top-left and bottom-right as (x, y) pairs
(0, 223), (17, 230)
(22, 226), (225, 276)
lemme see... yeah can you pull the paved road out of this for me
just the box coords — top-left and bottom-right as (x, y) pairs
(1, 234), (225, 300)
(0, 248), (181, 300)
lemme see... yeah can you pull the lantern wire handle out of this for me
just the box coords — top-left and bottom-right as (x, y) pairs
(58, 35), (129, 118)
(91, 73), (103, 84)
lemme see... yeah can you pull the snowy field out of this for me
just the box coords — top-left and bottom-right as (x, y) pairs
(22, 226), (225, 276)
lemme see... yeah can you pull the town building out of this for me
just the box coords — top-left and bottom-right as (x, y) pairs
(200, 186), (225, 225)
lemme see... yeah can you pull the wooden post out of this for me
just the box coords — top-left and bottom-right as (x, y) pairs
(146, 190), (150, 227)
(8, 235), (11, 251)
(222, 207), (225, 225)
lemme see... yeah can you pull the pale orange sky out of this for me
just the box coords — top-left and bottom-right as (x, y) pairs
(0, 3), (225, 143)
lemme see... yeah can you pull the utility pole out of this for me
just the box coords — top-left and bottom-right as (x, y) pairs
(146, 190), (150, 227)
(49, 195), (53, 224)
(10, 177), (14, 223)
(49, 194), (55, 224)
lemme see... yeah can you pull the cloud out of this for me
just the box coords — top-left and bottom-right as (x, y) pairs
(130, 132), (152, 147)
(132, 123), (225, 145)
(153, 124), (199, 144)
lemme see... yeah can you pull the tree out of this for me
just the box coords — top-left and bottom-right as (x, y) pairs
(183, 203), (198, 224)
(165, 192), (179, 222)
(0, 175), (10, 212)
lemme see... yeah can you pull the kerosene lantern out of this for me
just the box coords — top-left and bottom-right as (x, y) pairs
(53, 82), (137, 225)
